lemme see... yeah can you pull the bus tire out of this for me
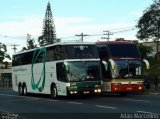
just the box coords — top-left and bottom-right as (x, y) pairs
(18, 84), (23, 96)
(51, 85), (58, 99)
(23, 84), (27, 96)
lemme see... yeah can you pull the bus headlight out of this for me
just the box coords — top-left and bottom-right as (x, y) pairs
(94, 90), (98, 93)
(70, 91), (78, 94)
(94, 89), (101, 93)
(97, 89), (101, 93)
(139, 87), (142, 90)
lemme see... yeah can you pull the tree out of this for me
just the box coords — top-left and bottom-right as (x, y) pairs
(136, 0), (160, 61)
(38, 35), (45, 47)
(138, 45), (153, 59)
(38, 2), (57, 46)
(22, 34), (37, 51)
(26, 34), (37, 49)
(0, 42), (11, 63)
(137, 0), (160, 40)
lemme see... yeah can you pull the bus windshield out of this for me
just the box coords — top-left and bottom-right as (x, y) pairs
(114, 60), (143, 79)
(64, 45), (98, 59)
(108, 44), (140, 58)
(65, 61), (100, 82)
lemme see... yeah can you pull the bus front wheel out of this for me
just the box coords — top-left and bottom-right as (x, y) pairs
(51, 85), (58, 99)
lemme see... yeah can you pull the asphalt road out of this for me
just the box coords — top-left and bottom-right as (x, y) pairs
(0, 88), (160, 119)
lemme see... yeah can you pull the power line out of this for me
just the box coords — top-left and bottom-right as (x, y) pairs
(113, 27), (137, 34)
(0, 35), (26, 39)
(75, 33), (89, 42)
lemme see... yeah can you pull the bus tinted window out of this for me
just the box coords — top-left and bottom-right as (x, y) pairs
(64, 45), (98, 59)
(107, 44), (140, 58)
(97, 45), (109, 59)
(13, 51), (33, 66)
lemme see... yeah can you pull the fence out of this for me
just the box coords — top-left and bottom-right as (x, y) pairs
(0, 80), (12, 88)
(144, 75), (160, 90)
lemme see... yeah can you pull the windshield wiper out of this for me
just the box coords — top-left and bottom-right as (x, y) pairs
(68, 72), (81, 82)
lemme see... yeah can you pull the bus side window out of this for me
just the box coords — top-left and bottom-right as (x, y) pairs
(56, 63), (67, 82)
(55, 45), (64, 60)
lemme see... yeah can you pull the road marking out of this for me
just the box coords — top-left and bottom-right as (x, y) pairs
(0, 93), (58, 102)
(8, 98), (40, 102)
(67, 102), (83, 105)
(43, 99), (58, 102)
(0, 93), (21, 98)
(124, 99), (150, 103)
(136, 111), (159, 115)
(96, 105), (118, 110)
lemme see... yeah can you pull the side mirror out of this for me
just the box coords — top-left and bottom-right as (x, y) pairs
(102, 60), (107, 65)
(109, 59), (115, 70)
(143, 59), (150, 69)
(102, 60), (108, 71)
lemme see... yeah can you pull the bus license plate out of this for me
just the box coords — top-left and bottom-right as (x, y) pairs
(127, 88), (132, 90)
(83, 91), (90, 94)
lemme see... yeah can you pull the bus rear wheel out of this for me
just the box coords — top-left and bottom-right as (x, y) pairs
(18, 84), (23, 96)
(51, 85), (58, 99)
(23, 84), (27, 96)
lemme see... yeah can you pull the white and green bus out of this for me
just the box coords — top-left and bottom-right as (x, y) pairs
(12, 42), (102, 98)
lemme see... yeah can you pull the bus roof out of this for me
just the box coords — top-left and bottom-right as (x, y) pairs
(96, 41), (137, 45)
(13, 41), (95, 56)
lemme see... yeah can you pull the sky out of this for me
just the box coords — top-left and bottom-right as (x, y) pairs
(0, 0), (154, 58)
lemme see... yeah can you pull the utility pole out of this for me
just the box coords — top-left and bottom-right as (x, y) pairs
(75, 33), (88, 42)
(11, 44), (19, 53)
(101, 30), (113, 41)
(156, 40), (160, 61)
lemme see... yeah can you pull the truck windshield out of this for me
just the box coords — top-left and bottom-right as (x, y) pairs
(65, 61), (100, 82)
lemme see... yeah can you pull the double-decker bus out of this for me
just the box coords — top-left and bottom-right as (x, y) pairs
(96, 41), (149, 94)
(12, 42), (102, 99)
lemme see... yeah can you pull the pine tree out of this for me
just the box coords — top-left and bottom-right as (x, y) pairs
(38, 2), (57, 46)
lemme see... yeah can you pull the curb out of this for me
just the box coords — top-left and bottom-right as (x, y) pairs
(142, 90), (160, 95)
(148, 93), (160, 95)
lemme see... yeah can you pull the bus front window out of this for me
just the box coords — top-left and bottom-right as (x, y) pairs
(114, 60), (143, 79)
(65, 61), (100, 82)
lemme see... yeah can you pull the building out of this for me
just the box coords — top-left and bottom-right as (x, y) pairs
(140, 41), (160, 58)
(0, 62), (12, 87)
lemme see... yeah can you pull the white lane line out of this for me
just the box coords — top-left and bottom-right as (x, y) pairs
(124, 99), (150, 103)
(67, 102), (83, 105)
(137, 111), (159, 115)
(0, 93), (58, 102)
(43, 99), (58, 102)
(0, 93), (21, 98)
(96, 105), (118, 110)
(8, 98), (40, 102)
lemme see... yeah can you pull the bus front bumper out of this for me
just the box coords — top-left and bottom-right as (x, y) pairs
(111, 83), (144, 93)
